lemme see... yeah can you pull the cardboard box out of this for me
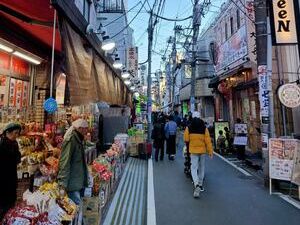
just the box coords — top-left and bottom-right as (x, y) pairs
(128, 143), (138, 156)
(83, 211), (100, 225)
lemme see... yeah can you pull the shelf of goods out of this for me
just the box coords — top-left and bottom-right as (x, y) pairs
(81, 134), (129, 225)
(3, 133), (129, 225)
(127, 128), (146, 157)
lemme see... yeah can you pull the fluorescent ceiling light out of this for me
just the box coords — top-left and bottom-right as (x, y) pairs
(13, 51), (41, 65)
(121, 71), (130, 79)
(124, 80), (131, 85)
(0, 43), (13, 53)
(101, 36), (115, 51)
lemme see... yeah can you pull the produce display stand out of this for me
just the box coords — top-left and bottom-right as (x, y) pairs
(127, 127), (147, 158)
(3, 133), (128, 225)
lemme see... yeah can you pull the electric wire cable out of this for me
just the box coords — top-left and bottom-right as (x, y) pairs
(102, 1), (142, 28)
(110, 0), (147, 39)
(229, 0), (255, 23)
(152, 14), (192, 21)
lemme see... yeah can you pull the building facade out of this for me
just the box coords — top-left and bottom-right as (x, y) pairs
(208, 0), (261, 153)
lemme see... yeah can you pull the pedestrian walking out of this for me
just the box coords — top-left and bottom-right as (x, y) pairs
(57, 119), (89, 205)
(224, 127), (233, 153)
(0, 123), (22, 222)
(182, 114), (189, 129)
(151, 116), (165, 161)
(184, 112), (213, 198)
(217, 130), (227, 154)
(165, 115), (177, 160)
(174, 111), (182, 127)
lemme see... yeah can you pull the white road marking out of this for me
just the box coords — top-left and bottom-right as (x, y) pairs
(278, 194), (300, 210)
(147, 158), (157, 225)
(214, 152), (252, 177)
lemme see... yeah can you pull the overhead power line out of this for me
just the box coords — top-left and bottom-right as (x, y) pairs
(152, 14), (192, 21)
(111, 0), (147, 39)
(103, 1), (142, 28)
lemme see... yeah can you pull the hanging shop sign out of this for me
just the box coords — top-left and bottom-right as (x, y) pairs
(0, 75), (7, 106)
(127, 47), (138, 76)
(233, 136), (248, 146)
(258, 65), (270, 118)
(55, 73), (66, 105)
(0, 51), (10, 70)
(270, 0), (298, 44)
(44, 97), (57, 113)
(269, 138), (299, 181)
(234, 123), (248, 134)
(215, 25), (248, 72)
(278, 83), (300, 108)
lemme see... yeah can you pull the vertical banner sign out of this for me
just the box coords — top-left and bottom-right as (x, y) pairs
(258, 65), (269, 151)
(270, 0), (298, 44)
(9, 78), (16, 107)
(258, 65), (269, 119)
(127, 47), (138, 76)
(0, 75), (6, 106)
(56, 73), (66, 105)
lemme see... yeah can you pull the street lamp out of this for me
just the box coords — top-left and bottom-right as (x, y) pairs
(101, 35), (115, 51)
(124, 79), (131, 85)
(113, 56), (123, 69)
(121, 70), (130, 79)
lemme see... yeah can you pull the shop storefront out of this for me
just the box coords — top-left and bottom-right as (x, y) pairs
(0, 44), (37, 126)
(212, 65), (261, 153)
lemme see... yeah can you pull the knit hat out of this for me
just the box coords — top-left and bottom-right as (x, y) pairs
(2, 122), (22, 133)
(192, 111), (200, 119)
(72, 119), (88, 128)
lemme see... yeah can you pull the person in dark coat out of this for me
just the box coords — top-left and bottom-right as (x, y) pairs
(165, 115), (177, 160)
(0, 123), (22, 221)
(151, 117), (165, 161)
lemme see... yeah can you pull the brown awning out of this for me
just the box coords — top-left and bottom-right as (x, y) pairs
(61, 20), (131, 106)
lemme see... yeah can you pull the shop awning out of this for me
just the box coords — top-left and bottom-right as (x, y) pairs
(208, 76), (220, 88)
(61, 20), (131, 106)
(0, 0), (61, 52)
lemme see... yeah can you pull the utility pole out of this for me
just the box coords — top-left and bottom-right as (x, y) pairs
(254, 0), (273, 184)
(147, 10), (154, 142)
(171, 23), (177, 111)
(190, 0), (202, 112)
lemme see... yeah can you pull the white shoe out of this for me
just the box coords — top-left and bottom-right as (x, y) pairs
(193, 186), (201, 198)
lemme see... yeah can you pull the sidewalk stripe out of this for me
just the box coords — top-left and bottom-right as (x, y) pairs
(278, 194), (300, 210)
(147, 158), (157, 225)
(214, 152), (252, 177)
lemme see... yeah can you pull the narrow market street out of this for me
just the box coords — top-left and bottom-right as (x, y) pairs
(153, 135), (300, 225)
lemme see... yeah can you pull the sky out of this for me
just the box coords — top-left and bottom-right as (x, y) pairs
(128, 0), (227, 72)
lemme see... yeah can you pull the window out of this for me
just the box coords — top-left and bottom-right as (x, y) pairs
(230, 17), (234, 35)
(225, 23), (228, 40)
(97, 0), (124, 12)
(237, 10), (240, 29)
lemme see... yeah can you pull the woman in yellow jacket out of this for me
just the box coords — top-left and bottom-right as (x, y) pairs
(184, 111), (213, 198)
